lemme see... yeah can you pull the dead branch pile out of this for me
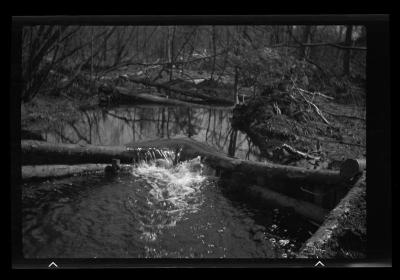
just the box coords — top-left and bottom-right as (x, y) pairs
(231, 78), (362, 166)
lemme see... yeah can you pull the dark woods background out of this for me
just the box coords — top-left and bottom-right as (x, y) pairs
(20, 24), (366, 104)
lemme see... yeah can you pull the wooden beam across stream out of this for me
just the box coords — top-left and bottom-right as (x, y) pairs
(21, 138), (350, 186)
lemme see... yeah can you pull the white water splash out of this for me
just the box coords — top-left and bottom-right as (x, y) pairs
(131, 156), (206, 240)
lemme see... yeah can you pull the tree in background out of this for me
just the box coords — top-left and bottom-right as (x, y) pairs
(21, 25), (366, 103)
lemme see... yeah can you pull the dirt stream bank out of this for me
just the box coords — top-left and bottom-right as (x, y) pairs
(231, 95), (366, 258)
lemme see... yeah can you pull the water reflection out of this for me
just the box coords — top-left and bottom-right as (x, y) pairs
(42, 105), (262, 161)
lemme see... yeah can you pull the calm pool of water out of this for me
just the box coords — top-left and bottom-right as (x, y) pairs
(40, 105), (262, 161)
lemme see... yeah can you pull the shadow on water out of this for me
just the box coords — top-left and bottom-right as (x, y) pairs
(41, 104), (263, 161)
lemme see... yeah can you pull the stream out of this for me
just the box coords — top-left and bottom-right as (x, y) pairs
(22, 104), (317, 258)
(41, 105), (262, 161)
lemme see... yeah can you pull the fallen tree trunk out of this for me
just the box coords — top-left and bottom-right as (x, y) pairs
(128, 138), (343, 186)
(247, 185), (329, 223)
(22, 140), (142, 165)
(22, 138), (344, 185)
(125, 77), (235, 105)
(22, 164), (107, 180)
(111, 87), (207, 107)
(297, 173), (366, 258)
(233, 160), (341, 185)
(22, 163), (134, 180)
(340, 158), (366, 180)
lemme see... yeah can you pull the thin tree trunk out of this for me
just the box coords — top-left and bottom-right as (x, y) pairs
(211, 26), (217, 80)
(136, 26), (139, 55)
(228, 129), (238, 157)
(169, 26), (176, 81)
(301, 26), (312, 59)
(102, 27), (108, 66)
(234, 67), (239, 104)
(187, 108), (193, 138)
(90, 27), (94, 90)
(343, 25), (353, 76)
(161, 108), (165, 138)
(166, 109), (170, 138)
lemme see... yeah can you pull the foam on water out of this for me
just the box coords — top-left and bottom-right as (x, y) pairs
(21, 156), (314, 258)
(130, 156), (206, 241)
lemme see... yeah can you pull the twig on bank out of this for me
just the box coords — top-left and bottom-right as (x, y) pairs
(278, 143), (321, 161)
(296, 87), (334, 100)
(298, 91), (331, 125)
(324, 110), (366, 122)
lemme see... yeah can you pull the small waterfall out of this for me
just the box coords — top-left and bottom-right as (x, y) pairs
(126, 147), (206, 242)
(128, 147), (177, 165)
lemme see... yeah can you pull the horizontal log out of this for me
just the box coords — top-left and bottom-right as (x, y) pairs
(247, 185), (329, 223)
(340, 158), (366, 180)
(22, 140), (142, 165)
(22, 164), (107, 180)
(111, 87), (211, 107)
(128, 138), (343, 186)
(22, 138), (343, 185)
(125, 77), (235, 105)
(298, 173), (366, 258)
(22, 163), (135, 180)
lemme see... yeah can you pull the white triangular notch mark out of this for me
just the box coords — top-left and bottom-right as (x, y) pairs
(48, 262), (58, 268)
(314, 261), (325, 267)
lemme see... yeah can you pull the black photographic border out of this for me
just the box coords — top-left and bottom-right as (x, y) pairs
(9, 14), (391, 269)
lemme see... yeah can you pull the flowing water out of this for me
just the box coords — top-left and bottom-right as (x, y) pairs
(22, 157), (315, 258)
(22, 104), (316, 258)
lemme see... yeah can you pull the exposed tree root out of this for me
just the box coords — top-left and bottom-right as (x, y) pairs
(290, 79), (331, 125)
(298, 91), (331, 125)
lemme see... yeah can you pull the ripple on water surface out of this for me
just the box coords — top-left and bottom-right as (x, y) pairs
(22, 159), (314, 258)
